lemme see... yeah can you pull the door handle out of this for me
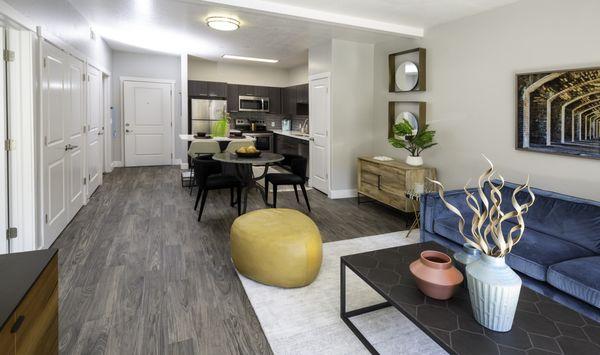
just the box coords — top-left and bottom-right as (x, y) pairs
(126, 129), (133, 133)
(65, 144), (79, 151)
(98, 131), (104, 136)
(309, 137), (315, 141)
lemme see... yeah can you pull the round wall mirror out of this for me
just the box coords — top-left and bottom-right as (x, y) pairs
(395, 112), (419, 137)
(395, 61), (419, 91)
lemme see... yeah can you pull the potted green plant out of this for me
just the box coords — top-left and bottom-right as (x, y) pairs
(212, 111), (230, 137)
(388, 118), (437, 166)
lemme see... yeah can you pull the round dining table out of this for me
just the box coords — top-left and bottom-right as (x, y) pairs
(212, 152), (284, 214)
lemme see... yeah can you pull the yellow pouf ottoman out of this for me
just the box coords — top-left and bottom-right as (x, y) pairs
(230, 208), (323, 288)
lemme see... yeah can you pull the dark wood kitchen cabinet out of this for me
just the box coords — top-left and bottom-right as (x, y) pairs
(227, 84), (239, 112)
(274, 134), (310, 177)
(207, 81), (227, 98)
(188, 80), (208, 97)
(238, 85), (255, 96)
(0, 249), (59, 355)
(188, 80), (227, 98)
(283, 86), (297, 115)
(296, 84), (308, 104)
(268, 87), (282, 114)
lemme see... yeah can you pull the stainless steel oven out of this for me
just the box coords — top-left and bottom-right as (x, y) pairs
(239, 96), (270, 112)
(244, 132), (273, 152)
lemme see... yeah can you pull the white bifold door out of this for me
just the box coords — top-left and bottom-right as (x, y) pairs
(42, 42), (88, 247)
(86, 65), (103, 195)
(309, 74), (330, 195)
(123, 80), (173, 166)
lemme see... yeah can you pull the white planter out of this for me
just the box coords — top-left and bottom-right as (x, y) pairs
(466, 254), (522, 332)
(406, 156), (423, 166)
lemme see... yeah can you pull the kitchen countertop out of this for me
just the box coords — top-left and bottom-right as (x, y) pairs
(272, 130), (310, 142)
(0, 248), (58, 329)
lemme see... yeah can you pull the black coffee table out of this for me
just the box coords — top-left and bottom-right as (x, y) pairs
(340, 241), (600, 355)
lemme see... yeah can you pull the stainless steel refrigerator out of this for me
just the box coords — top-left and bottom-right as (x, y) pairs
(190, 98), (228, 135)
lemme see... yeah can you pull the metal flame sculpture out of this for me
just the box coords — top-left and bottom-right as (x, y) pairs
(429, 156), (536, 257)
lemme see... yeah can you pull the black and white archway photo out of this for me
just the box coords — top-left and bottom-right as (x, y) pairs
(517, 67), (600, 159)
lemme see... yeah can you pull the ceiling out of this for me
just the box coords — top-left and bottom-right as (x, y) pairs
(67, 0), (520, 68)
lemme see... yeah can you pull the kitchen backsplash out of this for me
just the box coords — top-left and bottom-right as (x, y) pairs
(230, 111), (308, 131)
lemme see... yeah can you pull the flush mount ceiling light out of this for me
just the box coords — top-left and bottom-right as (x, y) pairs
(206, 16), (240, 31)
(222, 54), (279, 63)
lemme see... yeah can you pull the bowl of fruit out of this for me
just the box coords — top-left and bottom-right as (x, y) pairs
(235, 145), (261, 158)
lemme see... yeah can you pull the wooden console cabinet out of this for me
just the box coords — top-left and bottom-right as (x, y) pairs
(0, 249), (59, 355)
(357, 157), (436, 212)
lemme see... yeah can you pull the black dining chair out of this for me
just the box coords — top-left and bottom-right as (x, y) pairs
(265, 154), (311, 212)
(193, 158), (243, 221)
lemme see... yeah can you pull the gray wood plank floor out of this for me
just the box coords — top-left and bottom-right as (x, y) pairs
(53, 166), (408, 354)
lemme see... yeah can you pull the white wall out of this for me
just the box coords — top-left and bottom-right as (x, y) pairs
(308, 41), (332, 76)
(188, 56), (291, 87)
(111, 51), (183, 162)
(372, 0), (600, 201)
(5, 0), (111, 73)
(288, 64), (309, 85)
(330, 39), (375, 195)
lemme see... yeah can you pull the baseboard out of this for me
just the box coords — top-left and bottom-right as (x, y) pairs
(329, 189), (357, 199)
(111, 161), (123, 168)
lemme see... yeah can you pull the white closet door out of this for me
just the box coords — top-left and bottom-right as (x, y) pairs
(67, 56), (85, 219)
(0, 27), (7, 254)
(42, 42), (70, 247)
(86, 64), (103, 196)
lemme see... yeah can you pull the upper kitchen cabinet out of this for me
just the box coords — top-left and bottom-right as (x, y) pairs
(255, 86), (269, 97)
(188, 80), (208, 97)
(227, 84), (239, 112)
(295, 84), (309, 116)
(208, 81), (227, 98)
(188, 80), (227, 98)
(238, 85), (255, 96)
(283, 86), (297, 115)
(268, 87), (282, 114)
(296, 84), (308, 104)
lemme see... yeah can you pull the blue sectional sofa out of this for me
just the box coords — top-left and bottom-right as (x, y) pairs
(420, 182), (600, 322)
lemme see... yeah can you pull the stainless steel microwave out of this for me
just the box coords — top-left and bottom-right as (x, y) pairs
(239, 95), (270, 112)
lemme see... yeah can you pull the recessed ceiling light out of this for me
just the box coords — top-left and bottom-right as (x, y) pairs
(222, 54), (279, 63)
(206, 16), (240, 31)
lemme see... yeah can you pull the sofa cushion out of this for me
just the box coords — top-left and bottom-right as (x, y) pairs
(547, 257), (600, 309)
(433, 216), (595, 281)
(486, 182), (600, 254)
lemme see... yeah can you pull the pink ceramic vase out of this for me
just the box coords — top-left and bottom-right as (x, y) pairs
(409, 250), (464, 300)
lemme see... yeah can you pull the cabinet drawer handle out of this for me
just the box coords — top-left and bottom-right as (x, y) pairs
(11, 315), (25, 333)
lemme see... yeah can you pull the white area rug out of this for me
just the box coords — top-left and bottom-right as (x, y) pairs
(237, 231), (447, 355)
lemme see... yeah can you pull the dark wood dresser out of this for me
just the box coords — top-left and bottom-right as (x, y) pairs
(0, 249), (58, 355)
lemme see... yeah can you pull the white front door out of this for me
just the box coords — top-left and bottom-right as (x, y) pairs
(309, 75), (330, 195)
(123, 80), (173, 166)
(67, 57), (85, 219)
(87, 65), (103, 196)
(42, 42), (70, 245)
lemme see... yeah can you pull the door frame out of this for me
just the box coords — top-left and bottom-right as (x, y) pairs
(119, 76), (175, 166)
(103, 73), (112, 173)
(308, 72), (332, 196)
